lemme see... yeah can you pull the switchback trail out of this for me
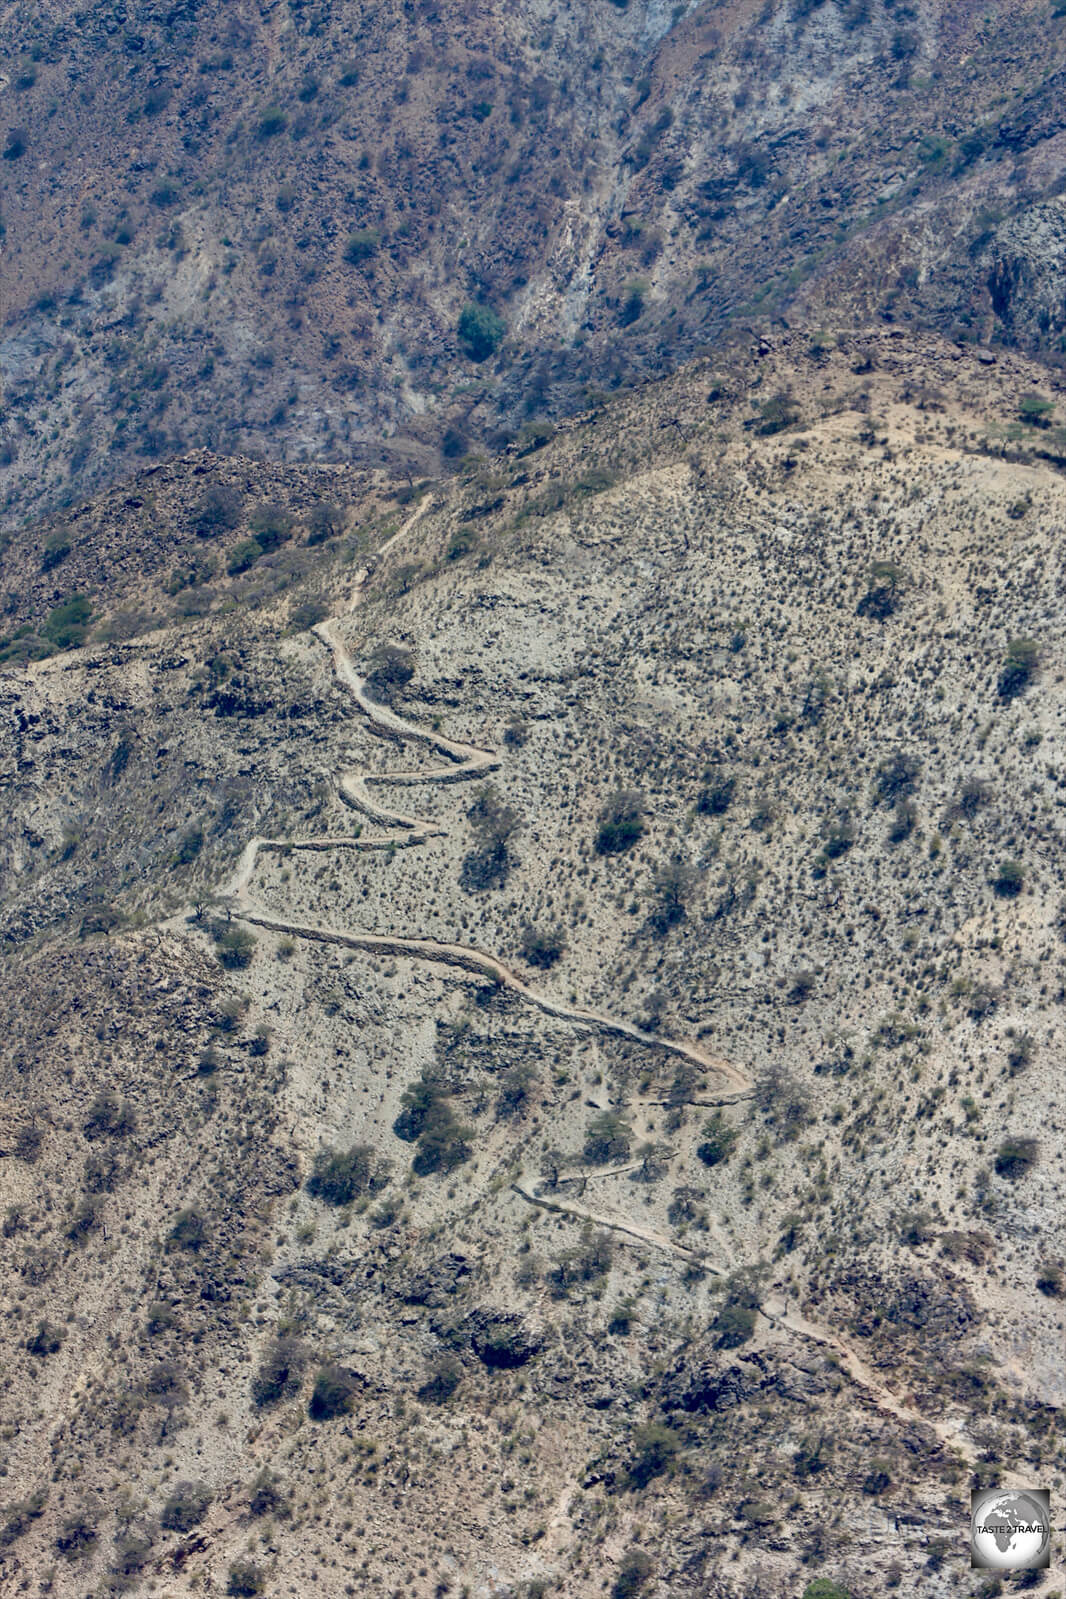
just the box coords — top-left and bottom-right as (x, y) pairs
(215, 494), (979, 1474)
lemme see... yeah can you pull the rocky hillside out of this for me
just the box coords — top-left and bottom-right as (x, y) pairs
(4, 0), (1066, 522)
(0, 332), (1064, 1597)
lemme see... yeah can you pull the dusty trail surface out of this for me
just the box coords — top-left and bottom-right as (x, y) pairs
(215, 499), (979, 1473)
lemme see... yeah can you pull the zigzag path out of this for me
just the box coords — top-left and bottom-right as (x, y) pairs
(214, 494), (981, 1474)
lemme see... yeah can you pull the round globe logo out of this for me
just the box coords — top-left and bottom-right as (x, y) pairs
(971, 1488), (1051, 1571)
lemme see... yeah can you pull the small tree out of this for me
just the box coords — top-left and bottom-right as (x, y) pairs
(874, 751), (921, 805)
(613, 1549), (654, 1598)
(227, 1561), (264, 1597)
(1018, 392), (1055, 428)
(213, 922), (257, 969)
(518, 921), (566, 968)
(193, 484), (242, 537)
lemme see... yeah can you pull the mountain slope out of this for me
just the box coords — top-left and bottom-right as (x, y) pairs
(4, 0), (1066, 524)
(1, 333), (1064, 1596)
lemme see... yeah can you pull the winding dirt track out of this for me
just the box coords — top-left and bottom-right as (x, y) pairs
(218, 497), (982, 1473)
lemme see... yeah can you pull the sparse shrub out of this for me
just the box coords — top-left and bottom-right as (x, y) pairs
(998, 638), (1039, 699)
(227, 1560), (264, 1596)
(66, 1197), (98, 1242)
(0, 1490), (47, 1547)
(417, 1356), (462, 1404)
(755, 1062), (812, 1139)
(518, 921), (565, 968)
(612, 1548), (654, 1597)
(584, 1111), (632, 1164)
(212, 922), (257, 968)
(307, 1143), (387, 1205)
(857, 560), (904, 620)
(1036, 1261), (1065, 1298)
(888, 798), (916, 841)
(227, 538), (262, 576)
(595, 788), (646, 855)
(42, 594), (92, 649)
(168, 1208), (208, 1250)
(619, 279), (647, 326)
(84, 1090), (137, 1139)
(626, 1423), (680, 1488)
(56, 1510), (98, 1559)
(307, 501), (344, 543)
(696, 1112), (738, 1168)
(309, 1364), (359, 1419)
(648, 858), (698, 932)
(547, 1225), (613, 1297)
(364, 642), (415, 703)
(111, 1530), (153, 1582)
(994, 1137), (1038, 1179)
(160, 1480), (212, 1532)
(697, 773), (735, 815)
(174, 824), (203, 865)
(753, 392), (799, 434)
(249, 1468), (289, 1518)
(26, 1320), (62, 1356)
(458, 302), (506, 361)
(41, 532), (72, 571)
(874, 751), (921, 804)
(1006, 1030), (1035, 1074)
(497, 1062), (537, 1118)
(992, 858), (1025, 897)
(461, 784), (520, 892)
(251, 1336), (306, 1407)
(193, 485), (242, 537)
(3, 128), (28, 160)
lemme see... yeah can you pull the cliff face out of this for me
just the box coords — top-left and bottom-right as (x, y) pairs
(4, 0), (1066, 523)
(1, 333), (1064, 1597)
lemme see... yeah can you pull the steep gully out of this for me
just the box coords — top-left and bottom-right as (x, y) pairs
(218, 497), (981, 1471)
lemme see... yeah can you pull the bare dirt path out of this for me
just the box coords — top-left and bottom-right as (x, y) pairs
(213, 493), (982, 1472)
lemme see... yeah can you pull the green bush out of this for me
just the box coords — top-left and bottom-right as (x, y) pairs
(612, 1549), (653, 1597)
(458, 302), (506, 361)
(306, 1143), (383, 1205)
(998, 637), (1039, 699)
(696, 1112), (738, 1168)
(584, 1111), (632, 1164)
(249, 503), (294, 552)
(344, 229), (381, 265)
(251, 1336), (305, 1407)
(802, 1582), (852, 1599)
(1018, 392), (1055, 427)
(364, 642), (415, 703)
(994, 1137), (1038, 1179)
(160, 1481), (212, 1532)
(992, 858), (1025, 897)
(227, 539), (261, 576)
(417, 1356), (462, 1404)
(626, 1423), (680, 1488)
(42, 594), (92, 649)
(41, 532), (71, 571)
(595, 789), (646, 855)
(256, 106), (287, 139)
(309, 1364), (359, 1419)
(193, 485), (242, 537)
(227, 1561), (264, 1596)
(213, 922), (257, 969)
